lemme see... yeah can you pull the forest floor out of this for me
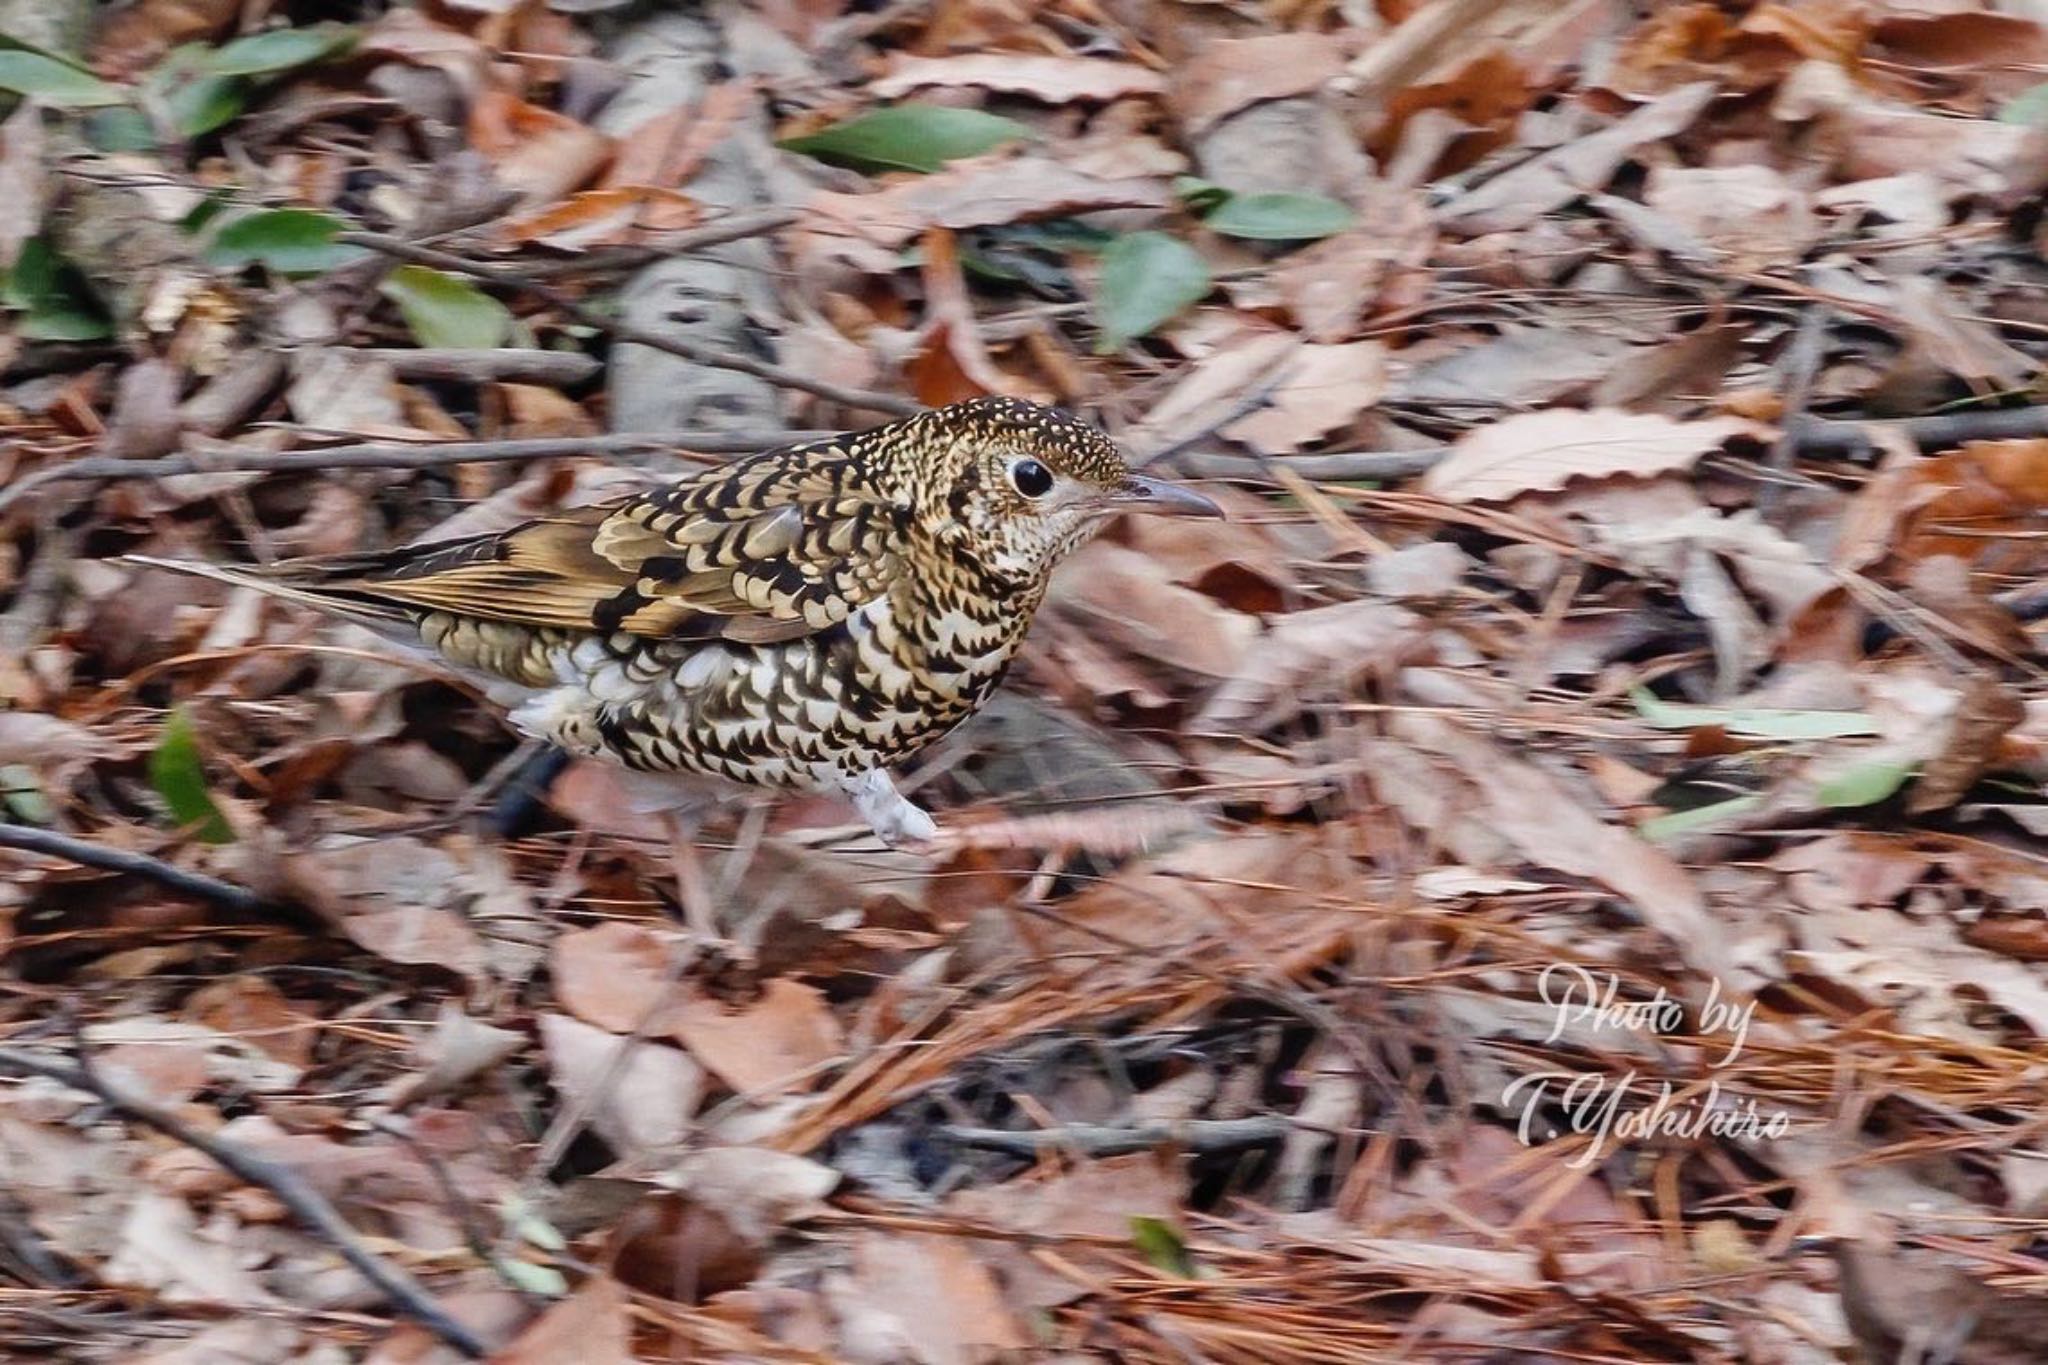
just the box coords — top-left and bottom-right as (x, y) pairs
(4, 0), (2048, 1361)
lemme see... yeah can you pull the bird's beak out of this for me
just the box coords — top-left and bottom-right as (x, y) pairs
(1104, 474), (1225, 519)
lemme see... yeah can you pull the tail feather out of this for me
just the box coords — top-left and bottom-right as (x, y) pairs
(121, 554), (415, 629)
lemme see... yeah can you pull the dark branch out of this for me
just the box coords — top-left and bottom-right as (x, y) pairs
(0, 823), (272, 918)
(0, 1046), (492, 1359)
(336, 231), (919, 418)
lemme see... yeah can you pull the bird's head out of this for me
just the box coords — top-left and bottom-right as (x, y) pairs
(895, 397), (1222, 584)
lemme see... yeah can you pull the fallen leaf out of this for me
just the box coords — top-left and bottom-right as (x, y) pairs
(1441, 82), (1719, 233)
(1423, 408), (1771, 503)
(871, 54), (1166, 103)
(1167, 33), (1351, 137)
(1194, 601), (1422, 730)
(1643, 164), (1816, 269)
(837, 1232), (1029, 1365)
(794, 157), (1171, 274)
(667, 979), (843, 1097)
(493, 1274), (633, 1365)
(1222, 341), (1388, 454)
(540, 1013), (703, 1158)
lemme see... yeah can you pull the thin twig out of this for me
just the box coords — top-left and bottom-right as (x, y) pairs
(1793, 406), (2048, 455)
(512, 206), (800, 280)
(337, 231), (919, 418)
(0, 429), (831, 516)
(351, 347), (603, 385)
(1175, 447), (1451, 483)
(0, 1046), (492, 1359)
(0, 822), (272, 917)
(941, 1116), (1291, 1157)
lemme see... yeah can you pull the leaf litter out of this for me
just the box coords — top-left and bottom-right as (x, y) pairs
(2, 0), (2048, 1362)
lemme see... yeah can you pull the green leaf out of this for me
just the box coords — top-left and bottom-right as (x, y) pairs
(1203, 191), (1356, 241)
(494, 1257), (567, 1297)
(0, 764), (52, 825)
(1816, 759), (1914, 809)
(2001, 81), (2048, 126)
(499, 1193), (568, 1252)
(200, 23), (356, 77)
(139, 45), (249, 136)
(379, 265), (512, 349)
(0, 50), (127, 106)
(1639, 795), (1765, 843)
(150, 708), (232, 844)
(205, 208), (365, 275)
(1093, 231), (1210, 352)
(84, 106), (157, 152)
(1171, 175), (1230, 213)
(1130, 1216), (1196, 1277)
(1630, 688), (1879, 741)
(2, 238), (114, 341)
(778, 104), (1028, 173)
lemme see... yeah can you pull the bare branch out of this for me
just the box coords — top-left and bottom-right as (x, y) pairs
(941, 1116), (1291, 1157)
(0, 1046), (493, 1359)
(337, 231), (920, 418)
(0, 822), (272, 918)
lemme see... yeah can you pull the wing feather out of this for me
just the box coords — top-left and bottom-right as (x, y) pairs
(251, 437), (910, 644)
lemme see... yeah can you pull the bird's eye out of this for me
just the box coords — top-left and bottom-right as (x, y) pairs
(1008, 458), (1054, 499)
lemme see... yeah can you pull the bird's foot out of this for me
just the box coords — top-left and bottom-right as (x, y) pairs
(841, 769), (940, 850)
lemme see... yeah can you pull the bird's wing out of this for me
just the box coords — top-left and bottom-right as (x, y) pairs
(270, 441), (910, 645)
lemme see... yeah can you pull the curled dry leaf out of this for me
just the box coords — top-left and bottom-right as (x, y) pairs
(1195, 601), (1423, 731)
(1222, 341), (1389, 455)
(1049, 543), (1260, 678)
(1272, 186), (1436, 343)
(1643, 164), (1817, 270)
(1421, 408), (1773, 503)
(871, 54), (1166, 103)
(1167, 33), (1352, 137)
(655, 1147), (839, 1243)
(275, 837), (490, 982)
(493, 1273), (634, 1365)
(794, 158), (1173, 275)
(1440, 81), (1719, 234)
(839, 1232), (1028, 1364)
(540, 1013), (703, 1158)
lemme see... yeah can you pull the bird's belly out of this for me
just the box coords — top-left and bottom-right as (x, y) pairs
(515, 620), (1013, 792)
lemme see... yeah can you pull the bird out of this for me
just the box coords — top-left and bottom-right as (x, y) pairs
(131, 397), (1223, 847)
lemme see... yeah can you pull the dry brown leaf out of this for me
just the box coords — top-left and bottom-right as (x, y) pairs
(467, 90), (614, 209)
(1643, 164), (1816, 270)
(493, 1274), (634, 1365)
(1390, 713), (1730, 979)
(1167, 33), (1351, 137)
(1194, 601), (1422, 730)
(276, 838), (490, 982)
(1223, 342), (1388, 455)
(794, 158), (1172, 275)
(656, 1147), (839, 1242)
(871, 54), (1166, 103)
(540, 1013), (703, 1158)
(948, 1155), (1183, 1310)
(1908, 673), (2028, 813)
(1273, 186), (1436, 343)
(1422, 408), (1772, 503)
(1049, 543), (1260, 678)
(667, 979), (843, 1096)
(1441, 82), (1719, 233)
(551, 920), (677, 1033)
(838, 1232), (1029, 1364)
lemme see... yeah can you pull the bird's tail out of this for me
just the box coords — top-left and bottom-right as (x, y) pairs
(122, 554), (416, 630)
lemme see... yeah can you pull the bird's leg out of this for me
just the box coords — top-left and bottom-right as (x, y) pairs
(659, 811), (721, 944)
(840, 769), (939, 848)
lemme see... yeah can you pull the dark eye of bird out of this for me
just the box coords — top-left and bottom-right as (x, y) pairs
(1008, 458), (1054, 499)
